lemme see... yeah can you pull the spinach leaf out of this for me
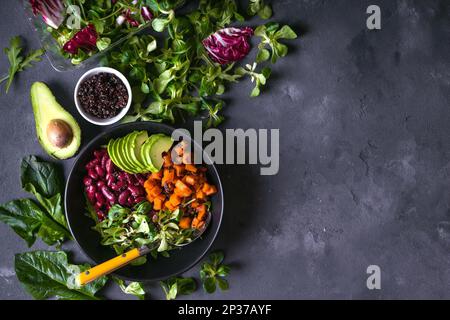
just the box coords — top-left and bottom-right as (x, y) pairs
(0, 199), (69, 247)
(20, 156), (68, 229)
(14, 251), (107, 300)
(160, 276), (197, 300)
(200, 250), (231, 294)
(113, 276), (146, 300)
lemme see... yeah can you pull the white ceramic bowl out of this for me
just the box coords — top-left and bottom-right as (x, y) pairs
(74, 67), (132, 126)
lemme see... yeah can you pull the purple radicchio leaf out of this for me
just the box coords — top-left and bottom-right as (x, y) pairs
(141, 7), (153, 21)
(29, 0), (65, 29)
(63, 24), (98, 55)
(202, 27), (254, 65)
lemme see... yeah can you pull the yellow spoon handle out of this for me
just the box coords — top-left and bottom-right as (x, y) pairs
(78, 248), (142, 285)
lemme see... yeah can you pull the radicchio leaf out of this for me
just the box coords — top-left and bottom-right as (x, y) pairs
(202, 27), (254, 65)
(29, 0), (65, 29)
(63, 24), (98, 55)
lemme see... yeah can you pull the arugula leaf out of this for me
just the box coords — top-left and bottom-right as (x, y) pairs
(1, 36), (44, 93)
(200, 250), (231, 294)
(3, 36), (23, 93)
(0, 199), (69, 247)
(20, 156), (68, 229)
(14, 251), (107, 300)
(248, 0), (272, 19)
(160, 277), (197, 300)
(255, 22), (298, 63)
(112, 276), (146, 300)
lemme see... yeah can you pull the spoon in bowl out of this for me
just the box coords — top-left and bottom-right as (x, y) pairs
(76, 211), (211, 286)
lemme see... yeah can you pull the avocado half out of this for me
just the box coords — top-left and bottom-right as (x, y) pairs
(30, 82), (81, 160)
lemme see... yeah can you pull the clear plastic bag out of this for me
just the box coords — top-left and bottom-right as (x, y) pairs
(22, 0), (151, 72)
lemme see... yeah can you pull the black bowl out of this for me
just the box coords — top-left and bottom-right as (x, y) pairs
(65, 122), (224, 282)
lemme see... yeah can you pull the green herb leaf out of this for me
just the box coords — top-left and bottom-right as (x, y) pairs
(113, 276), (146, 300)
(160, 277), (197, 300)
(200, 250), (231, 294)
(14, 251), (107, 300)
(3, 36), (23, 93)
(2, 36), (44, 93)
(255, 22), (298, 64)
(203, 276), (216, 293)
(248, 0), (272, 19)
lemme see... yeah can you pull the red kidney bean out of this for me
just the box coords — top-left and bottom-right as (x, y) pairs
(95, 192), (106, 205)
(118, 190), (130, 206)
(110, 183), (121, 192)
(136, 175), (146, 185)
(134, 196), (146, 204)
(105, 203), (112, 211)
(101, 185), (116, 203)
(88, 169), (99, 180)
(127, 174), (138, 185)
(97, 211), (106, 220)
(95, 166), (105, 178)
(94, 201), (102, 209)
(101, 153), (108, 168)
(127, 196), (134, 206)
(118, 172), (127, 182)
(106, 174), (115, 186)
(86, 185), (96, 201)
(105, 158), (115, 174)
(83, 177), (93, 186)
(127, 184), (143, 197)
(94, 149), (106, 159)
(96, 180), (105, 189)
(95, 165), (105, 177)
(86, 158), (100, 169)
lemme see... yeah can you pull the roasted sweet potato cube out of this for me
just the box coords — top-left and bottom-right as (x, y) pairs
(153, 197), (163, 211)
(185, 164), (197, 173)
(162, 169), (175, 185)
(179, 217), (192, 229)
(175, 180), (192, 197)
(149, 185), (162, 197)
(202, 183), (217, 196)
(169, 194), (182, 206)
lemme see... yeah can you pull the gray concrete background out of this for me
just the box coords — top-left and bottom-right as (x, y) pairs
(1, 0), (449, 299)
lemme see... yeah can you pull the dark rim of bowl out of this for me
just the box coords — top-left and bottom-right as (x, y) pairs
(64, 122), (224, 282)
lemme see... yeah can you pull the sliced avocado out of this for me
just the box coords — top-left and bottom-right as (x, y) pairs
(120, 132), (140, 173)
(116, 134), (137, 173)
(126, 131), (148, 172)
(141, 134), (173, 172)
(108, 137), (134, 173)
(134, 131), (149, 168)
(30, 82), (81, 160)
(140, 136), (159, 173)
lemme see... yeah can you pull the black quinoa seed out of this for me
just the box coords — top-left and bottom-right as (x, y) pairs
(78, 72), (128, 119)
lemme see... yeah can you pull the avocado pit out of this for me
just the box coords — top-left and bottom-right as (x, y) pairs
(46, 119), (73, 148)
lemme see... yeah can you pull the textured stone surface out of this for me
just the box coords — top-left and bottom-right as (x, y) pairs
(0, 0), (449, 299)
